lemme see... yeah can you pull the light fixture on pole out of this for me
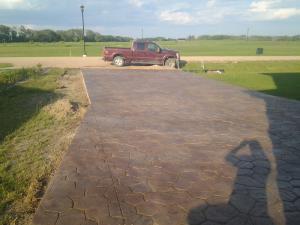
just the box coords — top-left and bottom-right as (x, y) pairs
(80, 5), (87, 56)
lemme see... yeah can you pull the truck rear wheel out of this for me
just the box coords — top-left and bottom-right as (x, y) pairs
(165, 58), (176, 68)
(113, 56), (125, 67)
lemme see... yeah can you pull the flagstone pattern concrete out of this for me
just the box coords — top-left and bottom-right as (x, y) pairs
(33, 69), (300, 225)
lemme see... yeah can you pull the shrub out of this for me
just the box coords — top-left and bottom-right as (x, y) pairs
(0, 65), (43, 91)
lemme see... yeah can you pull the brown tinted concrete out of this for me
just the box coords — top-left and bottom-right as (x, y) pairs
(33, 69), (300, 225)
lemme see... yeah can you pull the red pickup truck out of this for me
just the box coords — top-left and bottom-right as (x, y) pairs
(103, 40), (180, 67)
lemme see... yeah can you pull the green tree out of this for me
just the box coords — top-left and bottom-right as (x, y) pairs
(0, 25), (10, 42)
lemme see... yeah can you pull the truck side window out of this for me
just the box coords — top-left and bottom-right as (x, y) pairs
(147, 43), (159, 52)
(136, 43), (145, 50)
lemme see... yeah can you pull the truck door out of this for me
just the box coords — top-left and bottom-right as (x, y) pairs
(132, 42), (147, 62)
(145, 43), (162, 64)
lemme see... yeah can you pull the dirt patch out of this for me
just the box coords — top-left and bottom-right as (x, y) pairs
(58, 69), (90, 106)
(1, 57), (300, 69)
(43, 99), (71, 119)
(43, 69), (89, 120)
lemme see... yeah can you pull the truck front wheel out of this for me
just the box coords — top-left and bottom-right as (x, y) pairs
(165, 58), (176, 68)
(113, 56), (125, 67)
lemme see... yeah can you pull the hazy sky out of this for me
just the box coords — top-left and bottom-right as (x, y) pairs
(0, 0), (299, 38)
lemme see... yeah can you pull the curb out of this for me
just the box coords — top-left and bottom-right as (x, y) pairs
(80, 70), (91, 105)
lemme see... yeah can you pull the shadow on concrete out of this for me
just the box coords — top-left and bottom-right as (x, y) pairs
(188, 140), (274, 225)
(256, 72), (300, 225)
(254, 94), (300, 225)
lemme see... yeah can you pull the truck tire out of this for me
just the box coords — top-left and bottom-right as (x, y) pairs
(165, 58), (176, 68)
(113, 56), (125, 67)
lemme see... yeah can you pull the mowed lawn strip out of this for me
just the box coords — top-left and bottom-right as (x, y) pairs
(0, 67), (88, 224)
(183, 61), (300, 101)
(1, 40), (300, 57)
(0, 63), (13, 68)
(160, 40), (300, 56)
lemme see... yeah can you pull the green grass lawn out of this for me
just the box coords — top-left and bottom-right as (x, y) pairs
(0, 40), (300, 57)
(0, 42), (128, 57)
(160, 40), (300, 56)
(0, 63), (13, 68)
(0, 67), (88, 224)
(183, 61), (300, 100)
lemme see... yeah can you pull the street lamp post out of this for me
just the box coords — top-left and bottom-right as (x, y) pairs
(80, 5), (87, 56)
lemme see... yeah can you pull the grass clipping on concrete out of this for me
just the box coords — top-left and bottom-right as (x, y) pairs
(0, 66), (89, 224)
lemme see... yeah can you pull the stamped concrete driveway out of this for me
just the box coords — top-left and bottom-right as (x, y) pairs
(33, 69), (300, 225)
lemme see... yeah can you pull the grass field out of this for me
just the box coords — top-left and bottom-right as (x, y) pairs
(0, 40), (300, 57)
(183, 61), (300, 100)
(0, 63), (13, 68)
(0, 67), (88, 224)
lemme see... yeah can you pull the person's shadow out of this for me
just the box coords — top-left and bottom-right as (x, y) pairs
(188, 140), (274, 225)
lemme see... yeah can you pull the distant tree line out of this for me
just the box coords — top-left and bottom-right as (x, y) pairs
(143, 37), (176, 41)
(0, 25), (132, 42)
(186, 35), (300, 41)
(1, 25), (299, 43)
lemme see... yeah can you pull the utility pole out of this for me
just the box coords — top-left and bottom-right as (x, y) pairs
(141, 28), (144, 40)
(247, 27), (250, 41)
(80, 5), (87, 56)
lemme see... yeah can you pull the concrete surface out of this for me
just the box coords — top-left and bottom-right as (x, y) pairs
(33, 69), (300, 225)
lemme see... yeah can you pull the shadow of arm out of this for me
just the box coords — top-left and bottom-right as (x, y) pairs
(225, 140), (249, 166)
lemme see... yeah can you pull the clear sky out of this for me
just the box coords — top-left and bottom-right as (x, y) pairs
(0, 0), (299, 38)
